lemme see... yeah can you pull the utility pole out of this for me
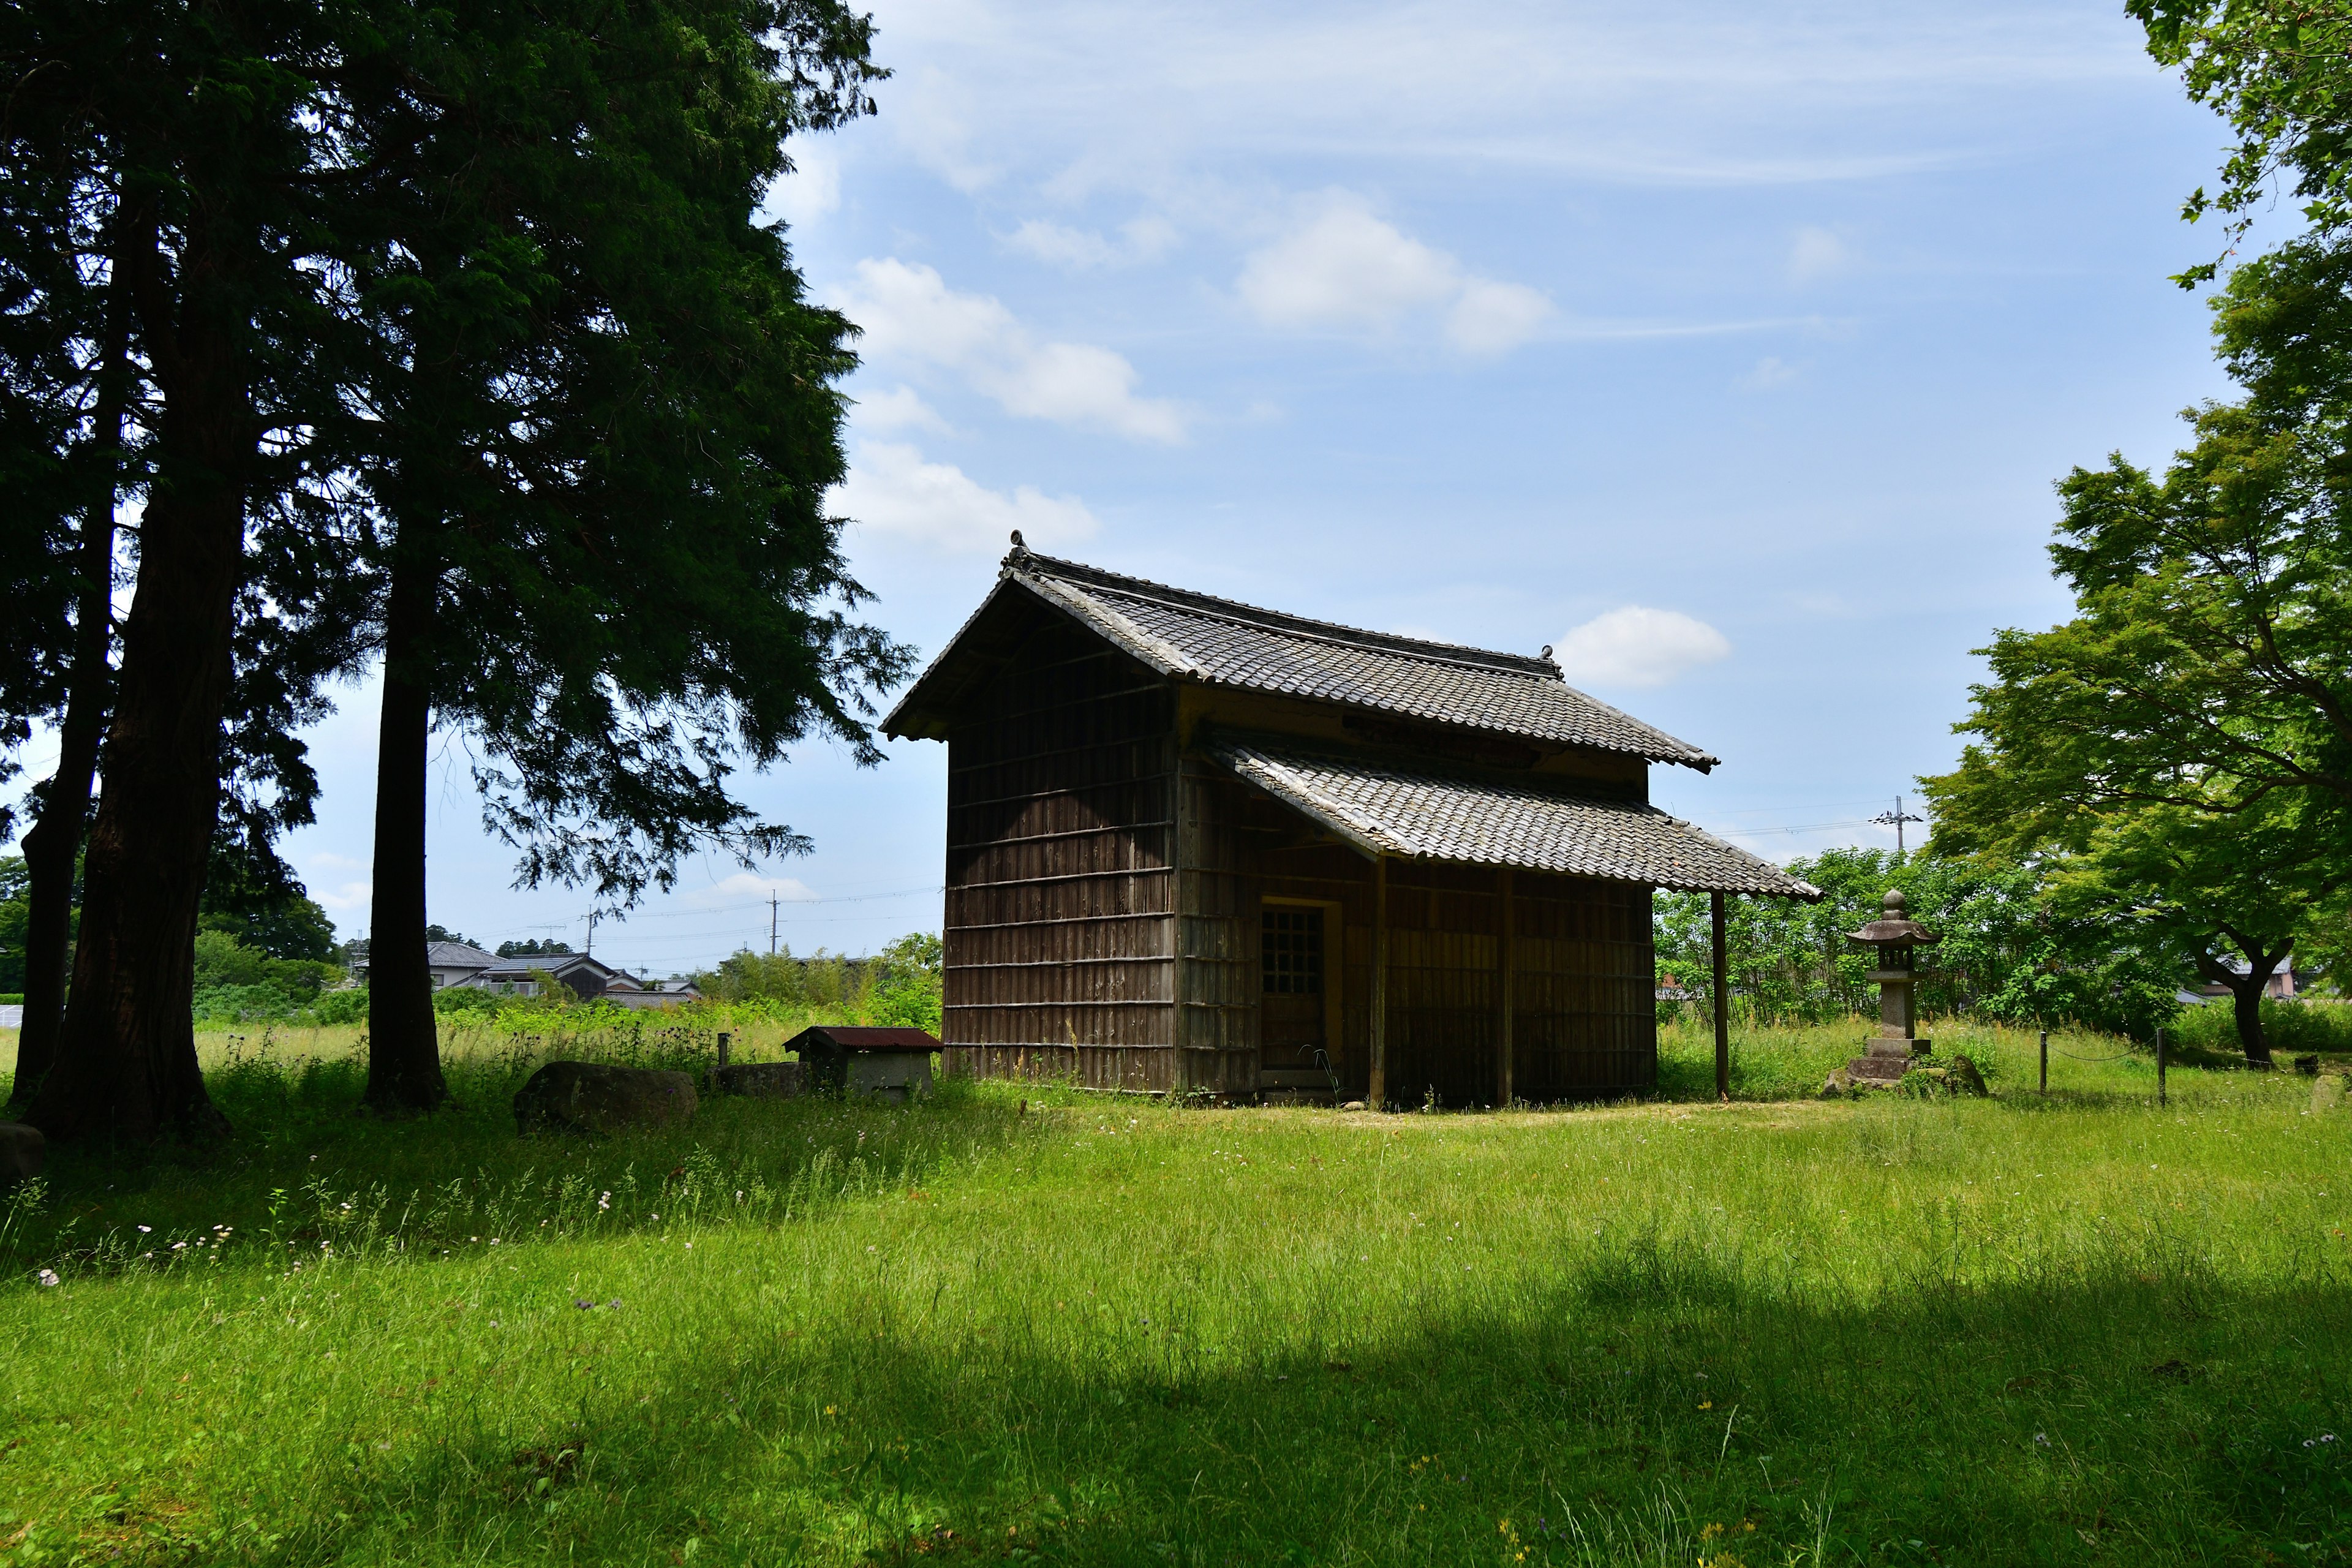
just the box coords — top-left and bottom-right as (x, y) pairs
(583, 911), (598, 958)
(1870, 795), (1925, 856)
(769, 892), (779, 956)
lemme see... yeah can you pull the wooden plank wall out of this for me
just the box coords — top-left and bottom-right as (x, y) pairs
(1233, 781), (1658, 1103)
(1384, 860), (1504, 1108)
(1174, 761), (1259, 1096)
(1510, 873), (1657, 1099)
(942, 617), (1178, 1090)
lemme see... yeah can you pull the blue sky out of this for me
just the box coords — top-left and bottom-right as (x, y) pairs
(262, 1), (2247, 971)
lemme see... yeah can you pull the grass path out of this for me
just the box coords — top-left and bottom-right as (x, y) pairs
(0, 1035), (2347, 1566)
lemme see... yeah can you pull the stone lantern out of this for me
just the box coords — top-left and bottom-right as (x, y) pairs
(1844, 889), (1940, 1086)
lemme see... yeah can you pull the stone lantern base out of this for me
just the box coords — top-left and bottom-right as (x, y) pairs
(1846, 1033), (1931, 1087)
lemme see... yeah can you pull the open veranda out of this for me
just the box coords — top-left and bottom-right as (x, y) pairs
(0, 1017), (2345, 1567)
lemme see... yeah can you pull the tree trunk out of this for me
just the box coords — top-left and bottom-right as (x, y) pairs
(2198, 931), (2289, 1069)
(11, 289), (132, 1110)
(28, 217), (247, 1145)
(361, 548), (449, 1114)
(2228, 974), (2272, 1068)
(28, 475), (244, 1143)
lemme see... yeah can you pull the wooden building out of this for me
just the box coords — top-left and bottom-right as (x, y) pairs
(884, 541), (1817, 1106)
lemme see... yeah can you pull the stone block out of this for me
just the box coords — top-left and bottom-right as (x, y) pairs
(712, 1061), (805, 1100)
(0, 1122), (44, 1184)
(514, 1061), (698, 1136)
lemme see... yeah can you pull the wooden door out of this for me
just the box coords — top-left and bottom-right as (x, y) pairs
(1261, 905), (1331, 1093)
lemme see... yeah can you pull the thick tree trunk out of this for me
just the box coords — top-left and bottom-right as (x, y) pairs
(11, 255), (134, 1110)
(28, 478), (244, 1143)
(362, 549), (449, 1114)
(28, 218), (247, 1145)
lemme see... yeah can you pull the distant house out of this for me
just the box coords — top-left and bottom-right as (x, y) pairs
(2195, 958), (2323, 1002)
(460, 953), (701, 1008)
(883, 543), (1815, 1106)
(426, 941), (500, 990)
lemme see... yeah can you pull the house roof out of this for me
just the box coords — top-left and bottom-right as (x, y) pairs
(786, 1025), (942, 1053)
(1209, 734), (1819, 899)
(425, 942), (499, 970)
(884, 547), (1718, 769)
(475, 954), (629, 985)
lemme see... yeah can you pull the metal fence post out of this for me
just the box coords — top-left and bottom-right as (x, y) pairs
(2155, 1026), (2166, 1108)
(2039, 1029), (2048, 1095)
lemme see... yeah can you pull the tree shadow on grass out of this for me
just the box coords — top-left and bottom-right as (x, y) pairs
(281, 1248), (2352, 1567)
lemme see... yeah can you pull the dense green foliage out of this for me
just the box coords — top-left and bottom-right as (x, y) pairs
(2134, 0), (2352, 280)
(0, 1030), (2341, 1565)
(188, 931), (345, 1026)
(1655, 848), (2182, 1038)
(694, 932), (944, 1032)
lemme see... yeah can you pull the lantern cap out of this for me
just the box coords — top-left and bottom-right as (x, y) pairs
(1845, 888), (1940, 948)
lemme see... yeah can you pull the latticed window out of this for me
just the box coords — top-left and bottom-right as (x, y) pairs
(1263, 908), (1324, 995)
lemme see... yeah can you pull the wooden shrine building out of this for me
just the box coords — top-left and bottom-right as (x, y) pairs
(884, 541), (1819, 1106)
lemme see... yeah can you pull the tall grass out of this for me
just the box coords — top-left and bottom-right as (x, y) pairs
(0, 1024), (2346, 1565)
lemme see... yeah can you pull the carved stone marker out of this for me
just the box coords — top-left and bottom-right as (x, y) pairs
(1843, 889), (1941, 1088)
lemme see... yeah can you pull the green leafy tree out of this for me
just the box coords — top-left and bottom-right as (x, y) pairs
(1920, 391), (2352, 1063)
(2036, 792), (2335, 1063)
(1654, 849), (2176, 1039)
(2132, 1), (2352, 284)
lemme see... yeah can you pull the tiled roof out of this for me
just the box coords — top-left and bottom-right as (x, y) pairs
(885, 548), (1717, 769)
(1210, 734), (1819, 899)
(425, 941), (499, 970)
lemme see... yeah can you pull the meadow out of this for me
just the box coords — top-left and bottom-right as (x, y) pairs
(0, 1017), (2345, 1567)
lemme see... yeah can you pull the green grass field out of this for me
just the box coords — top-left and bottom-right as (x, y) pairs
(0, 1020), (2346, 1566)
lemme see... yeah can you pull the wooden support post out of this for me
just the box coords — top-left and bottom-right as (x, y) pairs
(1370, 854), (1389, 1110)
(1497, 867), (1515, 1110)
(1711, 891), (1730, 1103)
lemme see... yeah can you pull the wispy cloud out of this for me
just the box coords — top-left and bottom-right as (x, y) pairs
(1236, 193), (1553, 354)
(1005, 214), (1179, 270)
(837, 440), (1100, 554)
(839, 258), (1188, 442)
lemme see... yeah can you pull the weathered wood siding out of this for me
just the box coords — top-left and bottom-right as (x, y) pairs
(1174, 760), (1259, 1096)
(1198, 772), (1656, 1104)
(942, 616), (1177, 1090)
(1509, 873), (1657, 1100)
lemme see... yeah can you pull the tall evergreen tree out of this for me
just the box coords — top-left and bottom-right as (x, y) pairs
(6, 0), (372, 1140)
(333, 0), (905, 1112)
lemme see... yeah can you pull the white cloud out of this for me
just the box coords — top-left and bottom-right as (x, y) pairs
(1552, 606), (1732, 689)
(1235, 194), (1553, 353)
(1005, 214), (1179, 270)
(1787, 225), (1850, 283)
(1448, 279), (1556, 355)
(895, 66), (999, 192)
(685, 872), (820, 908)
(840, 258), (1188, 442)
(853, 385), (955, 436)
(837, 440), (1099, 554)
(1742, 355), (1802, 390)
(300, 852), (373, 914)
(769, 143), (841, 229)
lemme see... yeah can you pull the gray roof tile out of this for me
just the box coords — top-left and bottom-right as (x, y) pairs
(1211, 734), (1818, 899)
(884, 549), (1717, 767)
